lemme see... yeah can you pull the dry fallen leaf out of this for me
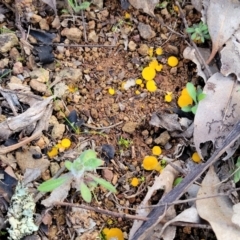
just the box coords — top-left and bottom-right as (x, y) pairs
(128, 0), (159, 16)
(205, 0), (240, 63)
(129, 161), (181, 240)
(194, 72), (240, 159)
(196, 166), (240, 240)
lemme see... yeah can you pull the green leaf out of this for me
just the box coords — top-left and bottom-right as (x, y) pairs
(79, 1), (91, 9)
(65, 160), (72, 170)
(173, 177), (183, 186)
(197, 93), (206, 101)
(191, 104), (198, 114)
(186, 27), (194, 33)
(80, 149), (97, 163)
(38, 177), (68, 192)
(186, 82), (197, 103)
(89, 175), (116, 193)
(181, 106), (192, 112)
(83, 158), (104, 171)
(80, 182), (92, 202)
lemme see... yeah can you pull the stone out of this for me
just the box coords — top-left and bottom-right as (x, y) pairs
(39, 18), (49, 30)
(30, 79), (47, 93)
(138, 23), (156, 40)
(50, 162), (60, 176)
(13, 62), (23, 75)
(0, 33), (19, 53)
(138, 44), (149, 56)
(88, 20), (96, 30)
(102, 169), (113, 182)
(145, 137), (153, 145)
(29, 68), (49, 82)
(165, 44), (179, 55)
(91, 108), (98, 119)
(142, 130), (149, 137)
(128, 41), (137, 51)
(61, 27), (82, 43)
(154, 131), (171, 146)
(122, 122), (138, 134)
(88, 30), (98, 43)
(57, 68), (82, 83)
(92, 0), (103, 9)
(51, 123), (65, 139)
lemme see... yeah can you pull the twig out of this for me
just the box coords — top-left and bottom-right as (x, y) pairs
(142, 187), (240, 208)
(79, 0), (87, 42)
(54, 201), (148, 221)
(33, 43), (116, 48)
(83, 121), (123, 130)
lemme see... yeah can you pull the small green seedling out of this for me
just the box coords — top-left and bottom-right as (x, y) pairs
(173, 177), (183, 186)
(118, 136), (133, 149)
(67, 0), (91, 13)
(181, 82), (206, 114)
(38, 149), (116, 203)
(186, 22), (210, 43)
(233, 157), (240, 183)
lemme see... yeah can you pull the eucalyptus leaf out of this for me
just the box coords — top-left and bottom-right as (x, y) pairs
(80, 182), (92, 203)
(186, 82), (197, 103)
(38, 177), (68, 192)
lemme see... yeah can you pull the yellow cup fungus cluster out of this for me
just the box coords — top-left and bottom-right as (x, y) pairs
(177, 88), (193, 108)
(102, 228), (124, 240)
(47, 138), (72, 158)
(130, 177), (139, 187)
(192, 152), (201, 163)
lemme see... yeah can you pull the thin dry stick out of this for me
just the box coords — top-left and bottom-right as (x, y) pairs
(33, 43), (116, 48)
(83, 121), (123, 130)
(79, 0), (87, 42)
(175, 1), (213, 79)
(54, 201), (148, 221)
(143, 187), (240, 208)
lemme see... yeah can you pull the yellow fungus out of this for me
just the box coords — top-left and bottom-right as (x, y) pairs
(149, 59), (158, 69)
(102, 228), (124, 240)
(143, 156), (159, 170)
(167, 56), (179, 67)
(173, 5), (179, 12)
(165, 92), (173, 102)
(148, 47), (154, 57)
(155, 163), (162, 172)
(108, 88), (115, 95)
(177, 94), (193, 107)
(155, 64), (163, 72)
(152, 146), (162, 156)
(125, 12), (131, 19)
(131, 177), (139, 187)
(135, 90), (140, 95)
(146, 80), (157, 92)
(61, 138), (71, 148)
(142, 66), (156, 81)
(135, 79), (142, 85)
(47, 147), (58, 158)
(192, 152), (201, 163)
(156, 47), (163, 55)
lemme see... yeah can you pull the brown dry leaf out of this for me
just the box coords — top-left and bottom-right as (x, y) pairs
(194, 72), (240, 159)
(128, 0), (159, 16)
(206, 0), (240, 63)
(129, 161), (181, 240)
(196, 166), (240, 240)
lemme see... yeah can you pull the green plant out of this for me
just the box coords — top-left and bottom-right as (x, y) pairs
(186, 22), (210, 43)
(118, 136), (133, 148)
(67, 0), (91, 13)
(181, 82), (206, 114)
(38, 149), (116, 203)
(233, 157), (240, 183)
